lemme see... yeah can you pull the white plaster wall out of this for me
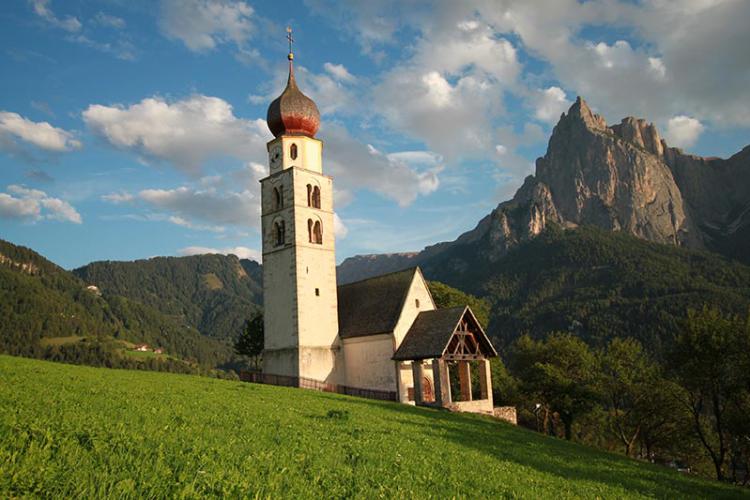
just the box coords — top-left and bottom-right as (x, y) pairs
(342, 334), (397, 391)
(282, 136), (322, 174)
(392, 270), (437, 347)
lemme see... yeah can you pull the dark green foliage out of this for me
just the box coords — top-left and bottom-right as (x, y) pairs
(0, 239), (234, 372)
(670, 307), (750, 481)
(428, 280), (491, 327)
(421, 226), (750, 353)
(73, 254), (262, 341)
(234, 313), (264, 369)
(509, 333), (600, 440)
(598, 338), (681, 458)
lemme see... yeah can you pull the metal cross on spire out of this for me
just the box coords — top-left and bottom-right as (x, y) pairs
(286, 26), (294, 61)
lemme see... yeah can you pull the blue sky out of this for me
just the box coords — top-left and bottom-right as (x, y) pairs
(1, 0), (748, 269)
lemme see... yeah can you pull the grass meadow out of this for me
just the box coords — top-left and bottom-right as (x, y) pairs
(0, 355), (746, 498)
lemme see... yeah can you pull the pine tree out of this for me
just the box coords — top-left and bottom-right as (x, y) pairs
(234, 313), (264, 370)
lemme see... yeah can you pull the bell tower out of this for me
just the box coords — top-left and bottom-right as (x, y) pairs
(260, 28), (341, 383)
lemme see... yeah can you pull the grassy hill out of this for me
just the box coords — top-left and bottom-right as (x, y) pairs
(74, 254), (262, 341)
(0, 239), (234, 371)
(0, 355), (745, 498)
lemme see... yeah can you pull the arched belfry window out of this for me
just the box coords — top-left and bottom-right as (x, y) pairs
(313, 220), (323, 244)
(308, 219), (323, 244)
(312, 186), (321, 209)
(306, 184), (312, 207)
(273, 186), (283, 210)
(290, 143), (298, 160)
(274, 220), (285, 247)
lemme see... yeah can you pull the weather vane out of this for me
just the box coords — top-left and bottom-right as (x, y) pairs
(286, 26), (294, 61)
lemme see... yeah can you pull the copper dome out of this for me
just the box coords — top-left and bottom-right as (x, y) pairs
(267, 62), (320, 138)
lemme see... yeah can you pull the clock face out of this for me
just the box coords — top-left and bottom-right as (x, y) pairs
(269, 145), (282, 168)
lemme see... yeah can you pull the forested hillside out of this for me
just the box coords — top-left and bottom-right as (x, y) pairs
(0, 239), (234, 373)
(74, 254), (262, 340)
(419, 226), (750, 353)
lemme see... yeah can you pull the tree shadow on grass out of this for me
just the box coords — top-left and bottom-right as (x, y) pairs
(331, 396), (745, 499)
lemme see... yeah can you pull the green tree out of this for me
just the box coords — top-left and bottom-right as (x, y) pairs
(599, 338), (677, 457)
(428, 281), (491, 327)
(510, 333), (599, 440)
(235, 314), (264, 370)
(670, 306), (750, 481)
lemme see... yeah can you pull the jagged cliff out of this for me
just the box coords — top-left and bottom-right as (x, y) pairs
(338, 97), (750, 280)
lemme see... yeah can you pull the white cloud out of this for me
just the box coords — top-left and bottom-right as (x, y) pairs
(0, 111), (81, 152)
(93, 12), (126, 29)
(323, 62), (356, 83)
(313, 0), (750, 134)
(138, 186), (260, 228)
(495, 145), (507, 155)
(664, 116), (704, 149)
(333, 213), (348, 239)
(159, 0), (255, 52)
(324, 124), (440, 207)
(82, 95), (270, 175)
(30, 0), (81, 32)
(372, 19), (520, 160)
(101, 192), (134, 204)
(179, 245), (260, 261)
(531, 86), (571, 124)
(0, 184), (81, 223)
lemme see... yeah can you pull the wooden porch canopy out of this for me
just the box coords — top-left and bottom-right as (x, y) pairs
(392, 306), (497, 362)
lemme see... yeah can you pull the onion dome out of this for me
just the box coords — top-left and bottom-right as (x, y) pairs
(266, 55), (320, 138)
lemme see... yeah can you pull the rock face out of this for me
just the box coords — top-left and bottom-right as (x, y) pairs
(337, 97), (750, 280)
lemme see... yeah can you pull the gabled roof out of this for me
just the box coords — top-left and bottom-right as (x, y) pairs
(337, 267), (420, 339)
(392, 306), (497, 361)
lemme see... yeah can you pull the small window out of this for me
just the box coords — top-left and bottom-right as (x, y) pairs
(306, 184), (312, 207)
(273, 186), (283, 210)
(415, 299), (420, 308)
(290, 143), (298, 160)
(274, 220), (285, 247)
(315, 288), (320, 296)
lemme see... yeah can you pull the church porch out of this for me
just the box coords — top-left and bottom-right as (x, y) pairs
(394, 306), (498, 415)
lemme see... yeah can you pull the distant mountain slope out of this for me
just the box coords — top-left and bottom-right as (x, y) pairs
(420, 225), (750, 352)
(0, 239), (233, 370)
(74, 254), (263, 340)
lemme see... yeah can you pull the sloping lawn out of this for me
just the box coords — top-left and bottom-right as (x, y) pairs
(0, 355), (745, 498)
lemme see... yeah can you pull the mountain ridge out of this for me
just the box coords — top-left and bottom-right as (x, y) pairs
(338, 97), (750, 283)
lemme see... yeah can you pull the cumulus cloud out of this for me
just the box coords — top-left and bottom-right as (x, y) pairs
(29, 0), (81, 32)
(179, 245), (260, 261)
(101, 192), (134, 204)
(531, 86), (571, 124)
(664, 116), (704, 149)
(371, 18), (520, 160)
(324, 123), (440, 207)
(324, 62), (356, 83)
(82, 95), (270, 175)
(333, 213), (348, 239)
(0, 184), (81, 223)
(159, 0), (255, 52)
(138, 186), (260, 228)
(0, 111), (81, 153)
(311, 0), (750, 135)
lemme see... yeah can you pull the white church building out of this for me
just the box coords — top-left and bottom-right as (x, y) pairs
(258, 40), (498, 414)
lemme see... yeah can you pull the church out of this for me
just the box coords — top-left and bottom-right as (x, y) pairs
(258, 39), (498, 414)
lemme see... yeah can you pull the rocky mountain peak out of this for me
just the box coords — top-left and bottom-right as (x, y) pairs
(611, 116), (665, 157)
(563, 96), (608, 131)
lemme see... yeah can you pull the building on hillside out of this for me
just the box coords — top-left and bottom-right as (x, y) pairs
(259, 30), (498, 414)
